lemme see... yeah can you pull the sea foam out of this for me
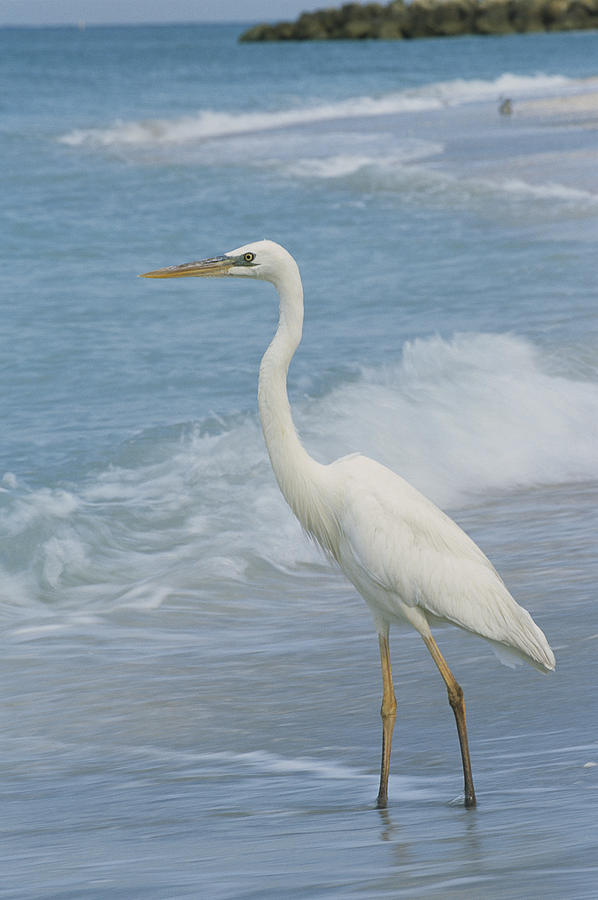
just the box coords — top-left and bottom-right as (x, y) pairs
(2, 334), (597, 616)
(58, 72), (576, 148)
(282, 153), (598, 212)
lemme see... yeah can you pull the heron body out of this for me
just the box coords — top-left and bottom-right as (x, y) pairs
(142, 239), (555, 808)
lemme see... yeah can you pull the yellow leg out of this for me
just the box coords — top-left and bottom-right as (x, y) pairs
(423, 633), (477, 807)
(376, 631), (397, 809)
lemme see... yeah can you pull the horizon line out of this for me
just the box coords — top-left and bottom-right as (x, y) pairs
(0, 19), (257, 29)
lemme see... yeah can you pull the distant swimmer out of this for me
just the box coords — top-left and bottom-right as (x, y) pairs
(499, 98), (513, 116)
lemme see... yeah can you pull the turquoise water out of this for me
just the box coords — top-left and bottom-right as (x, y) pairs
(2, 23), (598, 898)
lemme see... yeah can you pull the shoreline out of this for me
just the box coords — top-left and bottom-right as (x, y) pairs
(519, 86), (598, 124)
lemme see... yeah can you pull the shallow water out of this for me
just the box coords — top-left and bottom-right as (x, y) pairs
(2, 23), (598, 898)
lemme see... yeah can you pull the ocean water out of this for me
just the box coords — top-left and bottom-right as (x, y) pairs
(2, 22), (598, 898)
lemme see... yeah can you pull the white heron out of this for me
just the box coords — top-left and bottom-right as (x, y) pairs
(141, 239), (555, 809)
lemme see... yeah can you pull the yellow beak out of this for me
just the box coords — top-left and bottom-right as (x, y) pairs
(140, 255), (235, 279)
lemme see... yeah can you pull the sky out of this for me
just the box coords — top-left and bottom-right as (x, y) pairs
(0, 0), (323, 25)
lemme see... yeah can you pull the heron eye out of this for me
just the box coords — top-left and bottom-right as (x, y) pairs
(244, 252), (255, 263)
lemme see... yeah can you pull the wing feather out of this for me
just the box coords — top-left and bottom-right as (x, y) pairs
(332, 455), (554, 670)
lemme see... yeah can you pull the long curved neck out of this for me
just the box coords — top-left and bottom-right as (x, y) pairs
(258, 261), (334, 551)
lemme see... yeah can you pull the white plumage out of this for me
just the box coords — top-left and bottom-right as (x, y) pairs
(331, 453), (554, 668)
(142, 238), (555, 809)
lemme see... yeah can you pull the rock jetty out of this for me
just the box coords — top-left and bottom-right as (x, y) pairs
(239, 0), (598, 41)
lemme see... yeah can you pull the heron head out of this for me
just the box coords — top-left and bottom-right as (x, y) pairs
(140, 239), (295, 284)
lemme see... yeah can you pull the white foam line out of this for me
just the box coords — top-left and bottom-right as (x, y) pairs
(123, 745), (368, 780)
(284, 154), (598, 206)
(58, 72), (576, 148)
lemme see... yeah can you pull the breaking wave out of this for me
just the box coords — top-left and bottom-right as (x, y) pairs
(281, 154), (598, 211)
(2, 333), (597, 617)
(58, 72), (575, 147)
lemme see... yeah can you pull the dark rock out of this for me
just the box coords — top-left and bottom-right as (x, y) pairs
(371, 19), (407, 36)
(238, 0), (598, 42)
(545, 0), (598, 27)
(294, 12), (330, 38)
(339, 19), (378, 36)
(238, 24), (273, 41)
(475, 0), (517, 32)
(403, 0), (437, 36)
(432, 0), (477, 35)
(509, 0), (546, 32)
